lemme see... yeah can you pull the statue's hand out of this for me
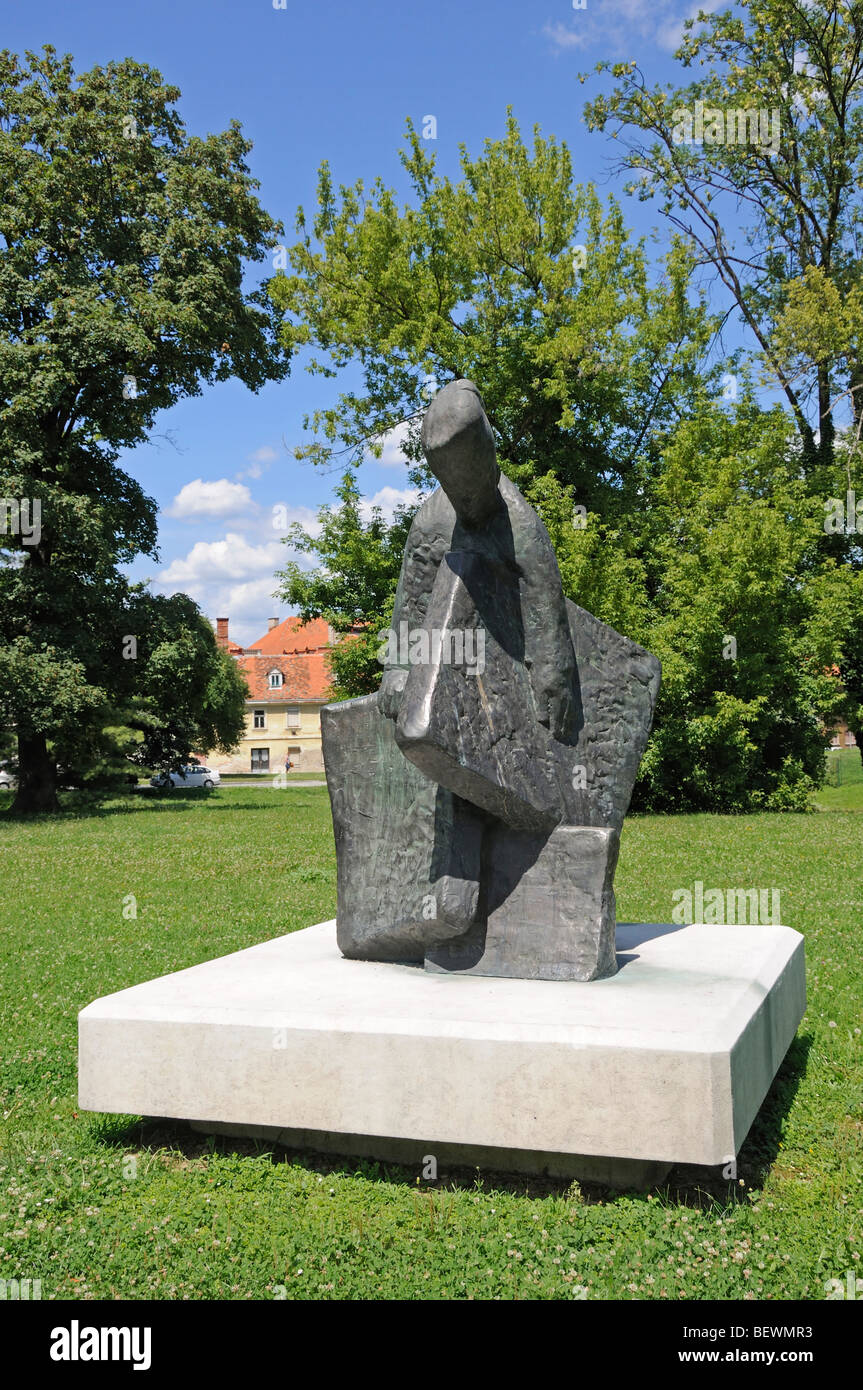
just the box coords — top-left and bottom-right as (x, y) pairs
(378, 666), (409, 721)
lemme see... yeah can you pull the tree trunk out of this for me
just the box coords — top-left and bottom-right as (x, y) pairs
(850, 361), (863, 440)
(11, 730), (60, 813)
(818, 365), (835, 470)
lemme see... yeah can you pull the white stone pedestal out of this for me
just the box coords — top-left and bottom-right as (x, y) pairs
(78, 920), (805, 1187)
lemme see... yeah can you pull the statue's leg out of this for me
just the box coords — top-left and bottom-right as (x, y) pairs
(321, 693), (483, 961)
(425, 824), (619, 982)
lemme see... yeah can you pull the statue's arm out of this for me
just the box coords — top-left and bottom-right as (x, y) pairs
(378, 495), (453, 720)
(520, 549), (578, 743)
(378, 554), (411, 721)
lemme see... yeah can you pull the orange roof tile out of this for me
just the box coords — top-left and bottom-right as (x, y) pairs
(240, 648), (334, 702)
(248, 616), (332, 655)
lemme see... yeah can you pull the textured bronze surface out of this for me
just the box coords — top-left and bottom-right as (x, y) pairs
(322, 380), (660, 981)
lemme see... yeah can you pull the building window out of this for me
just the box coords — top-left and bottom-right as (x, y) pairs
(286, 706), (300, 729)
(268, 669), (283, 689)
(253, 709), (265, 729)
(251, 748), (269, 772)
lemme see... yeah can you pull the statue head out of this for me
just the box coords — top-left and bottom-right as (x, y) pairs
(421, 379), (500, 527)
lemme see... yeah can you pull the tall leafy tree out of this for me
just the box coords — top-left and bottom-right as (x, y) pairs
(583, 1), (863, 761)
(583, 0), (863, 468)
(635, 397), (841, 809)
(0, 47), (290, 810)
(270, 105), (858, 804)
(270, 109), (716, 519)
(51, 595), (249, 789)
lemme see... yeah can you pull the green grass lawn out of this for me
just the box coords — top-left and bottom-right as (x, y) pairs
(0, 786), (860, 1301)
(814, 747), (863, 812)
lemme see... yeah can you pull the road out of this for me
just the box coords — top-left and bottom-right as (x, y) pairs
(134, 780), (326, 791)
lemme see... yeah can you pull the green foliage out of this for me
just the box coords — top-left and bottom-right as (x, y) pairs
(322, 627), (385, 703)
(287, 394), (850, 809)
(515, 469), (654, 646)
(0, 46), (288, 463)
(633, 401), (831, 810)
(278, 473), (413, 629)
(519, 398), (847, 811)
(53, 709), (144, 790)
(0, 639), (107, 737)
(0, 47), (289, 809)
(771, 266), (863, 400)
(268, 104), (863, 808)
(45, 593), (248, 785)
(583, 0), (863, 463)
(271, 110), (716, 514)
(268, 111), (717, 718)
(276, 472), (415, 700)
(124, 593), (249, 771)
(582, 2), (863, 771)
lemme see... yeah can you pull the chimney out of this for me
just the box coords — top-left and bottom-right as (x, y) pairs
(216, 618), (229, 649)
(268, 617), (279, 631)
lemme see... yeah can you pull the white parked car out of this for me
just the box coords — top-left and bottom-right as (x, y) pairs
(150, 765), (220, 789)
(0, 765), (16, 790)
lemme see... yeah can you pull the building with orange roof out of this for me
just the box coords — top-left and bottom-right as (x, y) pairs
(209, 616), (339, 773)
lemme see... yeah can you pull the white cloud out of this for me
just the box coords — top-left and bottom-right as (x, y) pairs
(157, 532), (301, 648)
(213, 578), (289, 648)
(159, 532), (284, 585)
(222, 577), (281, 610)
(543, 19), (589, 52)
(156, 509), (330, 647)
(235, 445), (281, 482)
(359, 486), (422, 524)
(657, 0), (723, 52)
(544, 0), (721, 56)
(167, 478), (252, 519)
(366, 420), (416, 469)
(154, 483), (414, 649)
(269, 503), (323, 540)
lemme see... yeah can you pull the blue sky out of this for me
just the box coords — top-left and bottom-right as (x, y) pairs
(7, 0), (718, 644)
